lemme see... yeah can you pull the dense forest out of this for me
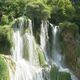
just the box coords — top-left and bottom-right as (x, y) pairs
(0, 0), (80, 25)
(0, 0), (80, 80)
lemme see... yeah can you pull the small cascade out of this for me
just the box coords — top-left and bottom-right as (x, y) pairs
(24, 19), (34, 64)
(12, 30), (23, 61)
(23, 19), (40, 66)
(52, 26), (63, 68)
(40, 20), (49, 63)
(12, 18), (24, 61)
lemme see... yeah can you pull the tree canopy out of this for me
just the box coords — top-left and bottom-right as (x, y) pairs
(0, 0), (80, 26)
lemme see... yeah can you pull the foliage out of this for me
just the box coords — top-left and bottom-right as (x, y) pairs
(59, 21), (78, 32)
(26, 0), (51, 20)
(70, 0), (80, 26)
(49, 0), (75, 24)
(0, 0), (26, 18)
(0, 0), (51, 19)
(0, 55), (10, 80)
(0, 0), (80, 26)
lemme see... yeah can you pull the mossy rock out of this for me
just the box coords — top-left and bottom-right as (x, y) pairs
(0, 55), (10, 80)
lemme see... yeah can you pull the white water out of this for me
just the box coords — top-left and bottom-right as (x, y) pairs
(11, 18), (44, 80)
(12, 30), (23, 61)
(52, 26), (62, 68)
(40, 20), (49, 63)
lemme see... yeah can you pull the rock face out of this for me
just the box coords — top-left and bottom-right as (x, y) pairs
(60, 23), (80, 79)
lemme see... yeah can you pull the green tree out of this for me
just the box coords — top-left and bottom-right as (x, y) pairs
(49, 0), (75, 24)
(26, 0), (51, 20)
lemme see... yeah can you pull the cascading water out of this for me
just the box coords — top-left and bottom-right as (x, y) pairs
(23, 19), (39, 66)
(9, 17), (79, 80)
(11, 17), (44, 80)
(12, 27), (23, 61)
(40, 20), (49, 63)
(52, 26), (63, 68)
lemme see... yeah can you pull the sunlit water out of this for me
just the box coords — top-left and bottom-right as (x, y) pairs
(11, 18), (44, 80)
(40, 20), (49, 63)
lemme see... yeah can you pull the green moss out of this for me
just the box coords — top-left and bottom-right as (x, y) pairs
(0, 55), (10, 80)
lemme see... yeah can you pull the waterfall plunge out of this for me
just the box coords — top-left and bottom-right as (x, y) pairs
(11, 18), (44, 80)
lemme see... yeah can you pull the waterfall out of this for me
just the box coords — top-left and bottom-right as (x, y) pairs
(12, 18), (24, 61)
(11, 17), (44, 80)
(52, 26), (62, 68)
(51, 25), (79, 80)
(8, 17), (79, 80)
